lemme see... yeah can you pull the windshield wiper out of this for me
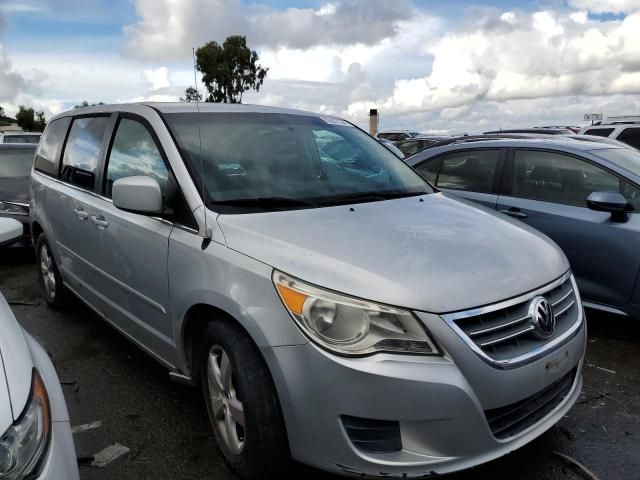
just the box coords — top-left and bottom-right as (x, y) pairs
(210, 196), (316, 208)
(318, 190), (427, 206)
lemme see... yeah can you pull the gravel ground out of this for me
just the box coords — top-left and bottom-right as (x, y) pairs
(1, 246), (639, 480)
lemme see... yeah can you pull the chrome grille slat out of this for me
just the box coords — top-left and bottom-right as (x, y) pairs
(552, 288), (574, 308)
(442, 273), (583, 368)
(468, 314), (531, 337)
(479, 325), (535, 347)
(554, 299), (575, 317)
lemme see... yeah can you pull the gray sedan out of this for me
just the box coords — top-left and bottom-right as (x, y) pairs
(407, 137), (640, 319)
(0, 143), (37, 245)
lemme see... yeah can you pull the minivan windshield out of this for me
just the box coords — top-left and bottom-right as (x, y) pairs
(165, 113), (432, 211)
(3, 135), (41, 144)
(0, 148), (36, 178)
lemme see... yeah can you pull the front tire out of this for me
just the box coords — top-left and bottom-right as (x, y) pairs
(200, 320), (290, 480)
(36, 235), (71, 309)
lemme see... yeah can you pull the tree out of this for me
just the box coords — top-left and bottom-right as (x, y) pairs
(195, 35), (268, 103)
(74, 100), (105, 109)
(0, 106), (4, 117)
(15, 105), (46, 132)
(179, 87), (203, 103)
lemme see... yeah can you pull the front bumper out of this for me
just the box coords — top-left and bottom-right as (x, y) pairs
(262, 312), (585, 478)
(0, 212), (30, 247)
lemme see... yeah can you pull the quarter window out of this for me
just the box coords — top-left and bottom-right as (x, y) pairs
(104, 118), (169, 198)
(61, 116), (110, 190)
(616, 127), (640, 149)
(434, 150), (499, 193)
(415, 159), (440, 184)
(34, 118), (69, 176)
(511, 150), (622, 207)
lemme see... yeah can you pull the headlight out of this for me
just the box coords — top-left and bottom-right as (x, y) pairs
(0, 370), (51, 480)
(0, 202), (28, 216)
(273, 270), (439, 356)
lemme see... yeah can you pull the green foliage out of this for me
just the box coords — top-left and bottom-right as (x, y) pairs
(195, 35), (268, 103)
(73, 100), (105, 109)
(15, 105), (46, 132)
(180, 86), (203, 102)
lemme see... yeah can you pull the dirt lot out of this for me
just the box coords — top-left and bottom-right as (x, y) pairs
(1, 246), (639, 480)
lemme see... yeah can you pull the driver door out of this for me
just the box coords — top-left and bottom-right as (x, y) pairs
(497, 148), (640, 309)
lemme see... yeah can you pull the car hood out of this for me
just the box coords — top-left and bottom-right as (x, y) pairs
(0, 294), (33, 433)
(217, 193), (569, 313)
(0, 176), (30, 203)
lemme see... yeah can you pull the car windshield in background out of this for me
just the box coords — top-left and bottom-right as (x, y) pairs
(593, 148), (640, 178)
(165, 113), (431, 210)
(3, 135), (40, 144)
(0, 148), (36, 177)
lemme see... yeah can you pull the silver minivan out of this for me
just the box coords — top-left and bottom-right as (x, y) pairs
(31, 103), (586, 479)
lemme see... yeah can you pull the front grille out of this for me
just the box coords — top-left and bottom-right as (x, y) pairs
(448, 275), (579, 363)
(342, 416), (402, 454)
(485, 368), (577, 439)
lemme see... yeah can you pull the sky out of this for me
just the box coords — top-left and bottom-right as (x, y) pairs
(0, 0), (639, 133)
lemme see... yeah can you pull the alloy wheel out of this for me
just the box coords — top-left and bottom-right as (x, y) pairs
(206, 345), (246, 454)
(40, 244), (56, 299)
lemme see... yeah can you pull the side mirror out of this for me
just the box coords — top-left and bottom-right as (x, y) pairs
(112, 176), (163, 215)
(586, 191), (633, 222)
(0, 218), (23, 247)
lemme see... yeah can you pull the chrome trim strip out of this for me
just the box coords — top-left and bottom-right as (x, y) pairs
(552, 288), (574, 308)
(57, 242), (167, 315)
(554, 300), (575, 317)
(468, 314), (531, 337)
(479, 325), (535, 348)
(442, 271), (572, 321)
(582, 301), (628, 317)
(441, 273), (583, 370)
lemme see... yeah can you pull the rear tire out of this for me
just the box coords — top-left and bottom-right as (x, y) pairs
(199, 320), (290, 480)
(36, 234), (71, 309)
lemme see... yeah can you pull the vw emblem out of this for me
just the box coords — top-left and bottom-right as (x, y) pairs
(529, 296), (556, 340)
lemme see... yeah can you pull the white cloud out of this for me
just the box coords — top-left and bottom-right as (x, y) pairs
(568, 0), (640, 15)
(123, 0), (414, 61)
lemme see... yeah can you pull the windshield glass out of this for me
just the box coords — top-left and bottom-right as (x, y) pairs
(165, 113), (432, 210)
(3, 135), (40, 144)
(0, 148), (36, 177)
(592, 148), (640, 178)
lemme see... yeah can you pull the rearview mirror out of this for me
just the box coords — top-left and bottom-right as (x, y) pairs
(586, 191), (632, 222)
(112, 176), (163, 215)
(0, 218), (24, 247)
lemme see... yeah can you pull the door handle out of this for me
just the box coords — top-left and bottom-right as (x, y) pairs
(73, 207), (89, 220)
(91, 215), (109, 229)
(499, 208), (528, 219)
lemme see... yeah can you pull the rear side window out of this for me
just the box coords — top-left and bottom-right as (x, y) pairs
(584, 128), (614, 137)
(104, 118), (169, 198)
(434, 150), (500, 193)
(34, 118), (69, 176)
(415, 158), (441, 184)
(61, 116), (110, 190)
(617, 127), (640, 149)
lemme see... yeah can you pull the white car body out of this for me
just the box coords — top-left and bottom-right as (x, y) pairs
(579, 123), (640, 149)
(0, 219), (79, 480)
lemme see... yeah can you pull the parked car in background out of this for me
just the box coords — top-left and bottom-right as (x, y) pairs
(0, 144), (37, 245)
(0, 132), (42, 144)
(31, 103), (584, 479)
(0, 218), (80, 480)
(378, 138), (405, 158)
(375, 129), (421, 142)
(396, 136), (450, 157)
(408, 137), (640, 319)
(579, 119), (640, 149)
(484, 128), (575, 135)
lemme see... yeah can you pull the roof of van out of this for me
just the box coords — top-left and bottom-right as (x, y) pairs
(52, 102), (324, 120)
